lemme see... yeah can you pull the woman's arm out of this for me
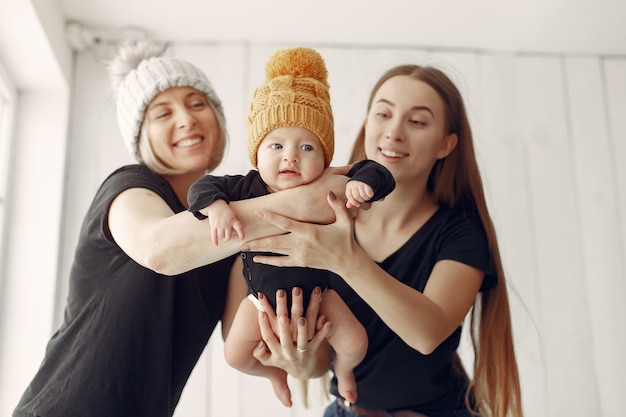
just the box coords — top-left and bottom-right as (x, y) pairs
(241, 192), (483, 355)
(109, 167), (350, 276)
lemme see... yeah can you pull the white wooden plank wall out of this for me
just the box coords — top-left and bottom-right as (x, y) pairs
(58, 43), (625, 417)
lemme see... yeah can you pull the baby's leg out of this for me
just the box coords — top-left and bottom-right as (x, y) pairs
(224, 297), (292, 407)
(224, 297), (262, 371)
(320, 289), (367, 404)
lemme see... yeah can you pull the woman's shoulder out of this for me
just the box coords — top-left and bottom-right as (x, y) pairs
(106, 164), (159, 181)
(432, 204), (483, 230)
(102, 164), (166, 191)
(420, 204), (488, 254)
(94, 164), (177, 208)
(433, 204), (495, 286)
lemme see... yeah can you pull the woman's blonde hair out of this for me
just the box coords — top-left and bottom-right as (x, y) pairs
(350, 65), (523, 417)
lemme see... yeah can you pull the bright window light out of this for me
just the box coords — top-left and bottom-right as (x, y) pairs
(0, 61), (16, 287)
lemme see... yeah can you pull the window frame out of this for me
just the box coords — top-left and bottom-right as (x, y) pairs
(0, 61), (16, 294)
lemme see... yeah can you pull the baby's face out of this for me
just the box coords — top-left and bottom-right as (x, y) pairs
(256, 126), (326, 193)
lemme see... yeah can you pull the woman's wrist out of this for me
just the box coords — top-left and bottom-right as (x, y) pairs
(308, 340), (333, 378)
(278, 339), (332, 379)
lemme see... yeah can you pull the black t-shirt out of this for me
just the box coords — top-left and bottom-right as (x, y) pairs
(329, 205), (496, 412)
(13, 165), (234, 417)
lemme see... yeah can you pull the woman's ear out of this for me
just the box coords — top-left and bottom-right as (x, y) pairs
(437, 133), (458, 159)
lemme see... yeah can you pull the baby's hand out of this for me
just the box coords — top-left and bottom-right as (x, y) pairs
(345, 180), (374, 209)
(205, 200), (244, 245)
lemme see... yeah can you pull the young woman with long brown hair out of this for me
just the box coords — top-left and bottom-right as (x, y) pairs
(245, 64), (523, 417)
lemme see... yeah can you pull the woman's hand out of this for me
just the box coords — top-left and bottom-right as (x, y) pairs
(241, 191), (356, 276)
(261, 287), (324, 341)
(253, 287), (333, 379)
(280, 166), (351, 225)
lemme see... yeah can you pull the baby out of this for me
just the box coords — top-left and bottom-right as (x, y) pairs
(188, 48), (395, 406)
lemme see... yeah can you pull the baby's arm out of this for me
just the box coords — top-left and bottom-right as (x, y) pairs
(204, 199), (244, 246)
(345, 180), (375, 209)
(345, 160), (396, 209)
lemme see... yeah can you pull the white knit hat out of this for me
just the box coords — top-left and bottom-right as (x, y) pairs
(109, 41), (224, 161)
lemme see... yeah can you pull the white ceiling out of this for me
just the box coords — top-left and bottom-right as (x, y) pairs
(59, 0), (626, 56)
(1, 0), (623, 93)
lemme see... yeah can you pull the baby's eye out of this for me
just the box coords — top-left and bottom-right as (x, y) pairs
(301, 144), (314, 151)
(270, 143), (283, 150)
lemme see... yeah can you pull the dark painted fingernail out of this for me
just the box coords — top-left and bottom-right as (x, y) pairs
(328, 191), (337, 201)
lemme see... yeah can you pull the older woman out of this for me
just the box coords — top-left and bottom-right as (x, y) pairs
(13, 41), (342, 417)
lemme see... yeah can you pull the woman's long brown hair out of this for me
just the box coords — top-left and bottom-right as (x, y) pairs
(350, 65), (523, 417)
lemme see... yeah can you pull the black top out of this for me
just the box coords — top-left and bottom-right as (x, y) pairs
(328, 205), (497, 412)
(187, 160), (396, 309)
(14, 165), (234, 417)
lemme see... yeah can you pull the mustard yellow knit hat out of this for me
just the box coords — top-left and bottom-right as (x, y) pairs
(247, 47), (334, 167)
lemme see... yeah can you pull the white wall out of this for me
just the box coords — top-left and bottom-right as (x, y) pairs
(1, 5), (625, 417)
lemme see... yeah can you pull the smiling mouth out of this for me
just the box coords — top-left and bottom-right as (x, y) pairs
(177, 137), (203, 148)
(381, 149), (407, 158)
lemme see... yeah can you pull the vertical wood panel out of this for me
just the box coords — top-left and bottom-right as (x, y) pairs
(603, 57), (626, 417)
(604, 58), (626, 272)
(566, 56), (626, 417)
(475, 53), (546, 416)
(518, 55), (600, 416)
